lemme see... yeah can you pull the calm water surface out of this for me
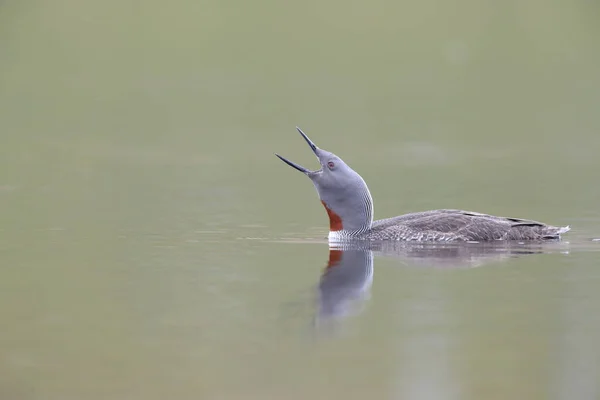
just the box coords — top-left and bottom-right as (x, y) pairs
(2, 1), (600, 399)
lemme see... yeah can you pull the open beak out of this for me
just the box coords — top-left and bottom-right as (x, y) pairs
(275, 127), (320, 174)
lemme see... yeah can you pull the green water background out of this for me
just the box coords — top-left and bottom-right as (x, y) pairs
(1, 1), (600, 399)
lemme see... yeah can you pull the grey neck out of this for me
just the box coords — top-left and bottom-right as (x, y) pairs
(319, 176), (374, 235)
(343, 185), (374, 234)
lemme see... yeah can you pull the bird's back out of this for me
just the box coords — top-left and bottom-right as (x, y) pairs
(369, 209), (569, 241)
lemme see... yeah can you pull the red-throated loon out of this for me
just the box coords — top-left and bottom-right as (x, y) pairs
(275, 127), (570, 242)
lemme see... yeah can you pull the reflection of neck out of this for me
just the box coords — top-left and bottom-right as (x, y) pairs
(320, 249), (374, 294)
(326, 249), (343, 268)
(318, 248), (375, 322)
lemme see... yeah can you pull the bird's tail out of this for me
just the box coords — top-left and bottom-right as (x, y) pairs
(543, 225), (570, 240)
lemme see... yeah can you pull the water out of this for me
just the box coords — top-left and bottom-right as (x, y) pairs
(2, 0), (600, 399)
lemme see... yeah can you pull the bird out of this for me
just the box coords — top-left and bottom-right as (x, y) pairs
(275, 127), (570, 242)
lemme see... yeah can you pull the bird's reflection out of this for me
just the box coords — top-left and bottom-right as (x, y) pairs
(314, 240), (568, 330)
(316, 248), (374, 329)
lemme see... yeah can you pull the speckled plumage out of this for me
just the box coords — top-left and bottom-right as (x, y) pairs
(362, 209), (569, 242)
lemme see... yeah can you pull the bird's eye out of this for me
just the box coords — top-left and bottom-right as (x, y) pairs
(327, 161), (335, 169)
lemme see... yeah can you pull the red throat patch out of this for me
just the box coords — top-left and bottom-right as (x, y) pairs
(321, 201), (343, 231)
